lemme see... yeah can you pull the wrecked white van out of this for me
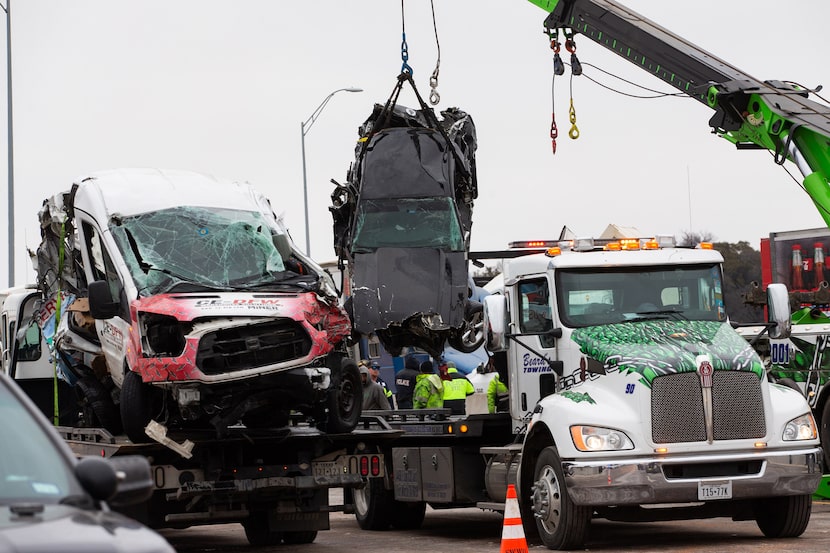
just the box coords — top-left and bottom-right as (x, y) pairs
(35, 169), (360, 442)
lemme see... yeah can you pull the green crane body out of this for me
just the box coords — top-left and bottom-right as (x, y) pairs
(528, 0), (830, 227)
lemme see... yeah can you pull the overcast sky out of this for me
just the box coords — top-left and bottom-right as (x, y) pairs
(1, 0), (827, 287)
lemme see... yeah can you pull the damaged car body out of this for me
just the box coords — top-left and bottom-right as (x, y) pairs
(36, 169), (361, 443)
(331, 102), (485, 357)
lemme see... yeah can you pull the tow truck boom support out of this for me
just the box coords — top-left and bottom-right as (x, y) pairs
(531, 0), (830, 226)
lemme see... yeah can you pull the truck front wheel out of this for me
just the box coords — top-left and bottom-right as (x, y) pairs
(754, 494), (812, 538)
(531, 446), (591, 550)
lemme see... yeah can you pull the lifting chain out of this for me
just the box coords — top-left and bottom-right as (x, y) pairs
(549, 30), (563, 154)
(401, 31), (413, 75)
(400, 0), (413, 74)
(428, 0), (441, 105)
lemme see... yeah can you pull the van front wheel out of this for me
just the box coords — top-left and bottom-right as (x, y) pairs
(120, 369), (161, 443)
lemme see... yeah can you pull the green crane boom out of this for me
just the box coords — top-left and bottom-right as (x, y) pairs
(529, 0), (830, 227)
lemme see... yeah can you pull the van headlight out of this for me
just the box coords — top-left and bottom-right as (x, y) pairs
(783, 413), (817, 441)
(570, 425), (634, 451)
(140, 313), (186, 357)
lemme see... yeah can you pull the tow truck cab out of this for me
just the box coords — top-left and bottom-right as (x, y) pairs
(483, 236), (822, 549)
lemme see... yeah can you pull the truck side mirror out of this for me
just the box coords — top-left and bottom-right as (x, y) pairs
(766, 283), (792, 339)
(88, 280), (119, 320)
(483, 295), (509, 352)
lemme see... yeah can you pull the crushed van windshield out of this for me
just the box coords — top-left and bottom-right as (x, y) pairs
(110, 206), (305, 295)
(351, 197), (465, 252)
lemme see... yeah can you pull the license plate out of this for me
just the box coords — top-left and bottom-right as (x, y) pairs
(312, 461), (343, 478)
(698, 480), (732, 500)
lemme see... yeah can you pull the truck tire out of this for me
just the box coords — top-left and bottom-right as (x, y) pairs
(75, 376), (122, 435)
(531, 446), (591, 550)
(120, 369), (161, 444)
(321, 358), (362, 434)
(242, 511), (283, 546)
(448, 302), (485, 354)
(282, 530), (318, 544)
(354, 474), (394, 530)
(754, 494), (812, 538)
(389, 500), (426, 530)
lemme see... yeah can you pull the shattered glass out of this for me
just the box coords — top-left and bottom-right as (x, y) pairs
(352, 197), (465, 252)
(109, 206), (311, 295)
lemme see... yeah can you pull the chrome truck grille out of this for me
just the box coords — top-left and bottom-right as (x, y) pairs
(196, 319), (311, 374)
(651, 371), (765, 443)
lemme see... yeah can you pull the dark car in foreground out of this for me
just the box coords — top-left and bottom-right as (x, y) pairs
(0, 372), (173, 552)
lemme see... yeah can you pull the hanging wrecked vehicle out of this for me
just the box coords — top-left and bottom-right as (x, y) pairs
(330, 89), (485, 357)
(35, 168), (360, 443)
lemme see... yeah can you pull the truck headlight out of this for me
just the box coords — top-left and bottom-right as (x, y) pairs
(782, 413), (817, 441)
(570, 425), (634, 451)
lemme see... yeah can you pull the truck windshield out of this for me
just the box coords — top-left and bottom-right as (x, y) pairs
(556, 263), (726, 327)
(110, 206), (309, 295)
(351, 197), (465, 252)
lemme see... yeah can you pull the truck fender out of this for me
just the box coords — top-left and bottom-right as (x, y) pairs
(517, 421), (555, 541)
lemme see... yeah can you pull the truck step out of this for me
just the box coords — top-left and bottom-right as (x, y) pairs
(476, 501), (506, 512)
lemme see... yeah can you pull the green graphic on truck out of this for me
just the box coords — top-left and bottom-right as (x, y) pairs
(572, 320), (764, 387)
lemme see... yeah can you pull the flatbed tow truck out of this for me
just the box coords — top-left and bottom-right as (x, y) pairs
(2, 286), (399, 547)
(47, 420), (399, 545)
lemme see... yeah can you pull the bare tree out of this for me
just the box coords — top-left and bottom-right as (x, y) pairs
(678, 230), (716, 247)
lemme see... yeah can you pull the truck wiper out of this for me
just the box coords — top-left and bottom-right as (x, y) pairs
(632, 308), (688, 321)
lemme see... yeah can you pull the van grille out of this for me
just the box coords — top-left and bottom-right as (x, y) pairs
(651, 370), (765, 444)
(196, 319), (311, 374)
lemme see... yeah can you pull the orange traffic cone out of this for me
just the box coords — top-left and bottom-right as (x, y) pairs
(500, 484), (528, 553)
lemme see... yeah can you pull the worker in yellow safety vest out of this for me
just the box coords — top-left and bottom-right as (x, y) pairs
(413, 360), (444, 409)
(487, 372), (508, 414)
(441, 362), (475, 415)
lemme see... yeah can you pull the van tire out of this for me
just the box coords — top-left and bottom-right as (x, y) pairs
(75, 376), (122, 435)
(320, 358), (362, 434)
(449, 302), (485, 353)
(120, 369), (159, 444)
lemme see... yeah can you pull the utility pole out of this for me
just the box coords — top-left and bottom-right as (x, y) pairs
(2, 0), (13, 287)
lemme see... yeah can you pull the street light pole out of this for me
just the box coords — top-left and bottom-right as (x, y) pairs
(1, 0), (12, 287)
(300, 87), (362, 256)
